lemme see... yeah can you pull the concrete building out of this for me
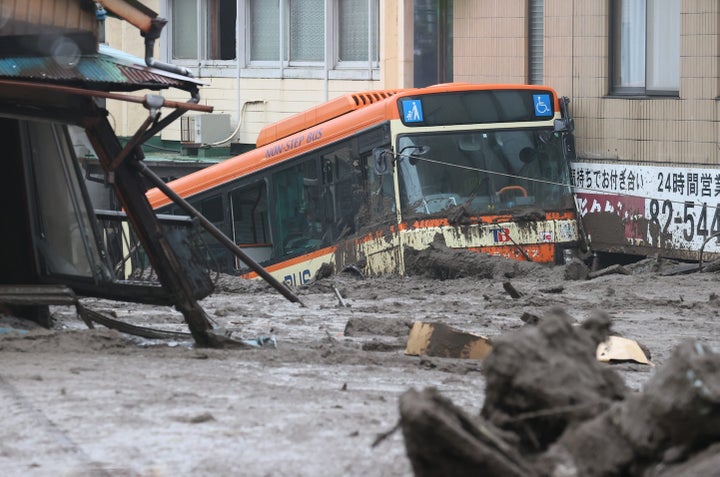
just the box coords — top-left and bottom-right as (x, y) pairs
(106, 0), (719, 260)
(450, 0), (719, 260)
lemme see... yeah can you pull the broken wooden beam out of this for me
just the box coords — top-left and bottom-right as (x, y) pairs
(405, 321), (492, 360)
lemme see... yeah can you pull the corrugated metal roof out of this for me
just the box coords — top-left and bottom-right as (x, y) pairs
(0, 44), (204, 91)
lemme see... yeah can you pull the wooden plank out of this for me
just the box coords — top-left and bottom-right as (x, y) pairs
(0, 285), (78, 306)
(26, 0), (42, 25)
(405, 321), (493, 360)
(0, 0), (96, 32)
(596, 336), (652, 365)
(38, 0), (54, 27)
(13, 0), (30, 34)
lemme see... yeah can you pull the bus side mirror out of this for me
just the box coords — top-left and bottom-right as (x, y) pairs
(373, 148), (394, 175)
(554, 117), (574, 133)
(397, 145), (430, 166)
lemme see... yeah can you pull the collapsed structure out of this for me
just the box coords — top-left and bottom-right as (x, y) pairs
(0, 0), (239, 346)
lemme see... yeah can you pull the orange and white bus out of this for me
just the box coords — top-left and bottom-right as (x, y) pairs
(146, 83), (581, 285)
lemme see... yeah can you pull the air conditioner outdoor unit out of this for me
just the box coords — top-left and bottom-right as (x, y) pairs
(180, 114), (232, 145)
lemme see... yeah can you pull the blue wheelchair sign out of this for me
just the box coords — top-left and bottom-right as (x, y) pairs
(533, 94), (553, 117)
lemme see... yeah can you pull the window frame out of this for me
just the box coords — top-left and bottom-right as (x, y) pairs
(333, 0), (380, 70)
(609, 0), (681, 97)
(162, 0), (239, 77)
(229, 179), (271, 247)
(162, 0), (379, 79)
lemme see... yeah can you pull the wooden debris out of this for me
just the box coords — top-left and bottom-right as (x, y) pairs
(596, 335), (652, 365)
(502, 281), (523, 299)
(588, 264), (631, 279)
(405, 321), (492, 360)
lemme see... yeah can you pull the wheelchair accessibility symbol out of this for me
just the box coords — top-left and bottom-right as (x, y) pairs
(533, 94), (552, 117)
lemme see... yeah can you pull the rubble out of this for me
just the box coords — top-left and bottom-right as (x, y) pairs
(399, 310), (720, 476)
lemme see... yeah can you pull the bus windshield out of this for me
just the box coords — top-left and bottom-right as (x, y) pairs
(397, 128), (573, 217)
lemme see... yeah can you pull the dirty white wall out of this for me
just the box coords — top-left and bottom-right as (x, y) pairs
(104, 0), (412, 146)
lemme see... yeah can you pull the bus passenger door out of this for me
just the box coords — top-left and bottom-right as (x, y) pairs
(228, 181), (272, 270)
(322, 150), (359, 241)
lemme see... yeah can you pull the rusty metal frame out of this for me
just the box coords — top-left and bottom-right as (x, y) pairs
(80, 101), (225, 346)
(0, 79), (212, 113)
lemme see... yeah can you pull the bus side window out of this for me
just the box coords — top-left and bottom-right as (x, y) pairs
(229, 181), (272, 268)
(363, 152), (395, 223)
(322, 142), (397, 240)
(199, 195), (224, 223)
(189, 194), (233, 271)
(322, 143), (376, 241)
(273, 159), (325, 257)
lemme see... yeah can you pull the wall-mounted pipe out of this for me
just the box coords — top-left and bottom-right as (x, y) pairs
(207, 100), (267, 147)
(97, 2), (192, 78)
(143, 17), (193, 78)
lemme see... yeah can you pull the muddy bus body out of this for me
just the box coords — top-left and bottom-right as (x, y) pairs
(147, 83), (581, 285)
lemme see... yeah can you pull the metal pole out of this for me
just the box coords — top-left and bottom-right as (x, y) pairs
(134, 161), (305, 306)
(0, 80), (213, 113)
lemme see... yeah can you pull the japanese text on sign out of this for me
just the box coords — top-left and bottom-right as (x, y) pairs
(570, 162), (720, 254)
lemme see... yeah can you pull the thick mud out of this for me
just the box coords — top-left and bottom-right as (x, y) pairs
(1, 250), (719, 476)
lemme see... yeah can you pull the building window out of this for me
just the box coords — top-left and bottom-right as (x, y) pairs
(338, 0), (379, 63)
(611, 0), (680, 96)
(246, 0), (379, 74)
(288, 0), (324, 62)
(166, 0), (379, 78)
(171, 0), (236, 61)
(249, 0), (279, 61)
(413, 0), (453, 88)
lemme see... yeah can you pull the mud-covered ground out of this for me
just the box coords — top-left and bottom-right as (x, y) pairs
(1, 253), (719, 476)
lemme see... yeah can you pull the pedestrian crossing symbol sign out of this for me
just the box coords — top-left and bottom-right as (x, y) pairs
(401, 99), (424, 123)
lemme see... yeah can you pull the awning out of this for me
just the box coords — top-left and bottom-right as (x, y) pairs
(0, 44), (205, 93)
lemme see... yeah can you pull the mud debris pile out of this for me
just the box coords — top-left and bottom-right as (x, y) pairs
(398, 309), (720, 477)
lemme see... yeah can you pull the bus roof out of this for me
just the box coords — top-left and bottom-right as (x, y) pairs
(147, 83), (561, 209)
(256, 89), (404, 148)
